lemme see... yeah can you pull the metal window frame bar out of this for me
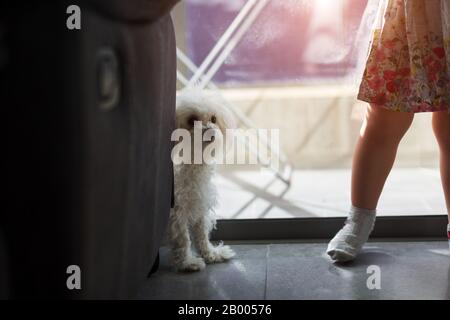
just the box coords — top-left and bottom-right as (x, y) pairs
(212, 216), (448, 241)
(187, 0), (260, 87)
(197, 0), (270, 89)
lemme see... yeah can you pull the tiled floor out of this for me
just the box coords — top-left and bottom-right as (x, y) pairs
(215, 168), (447, 219)
(138, 241), (450, 300)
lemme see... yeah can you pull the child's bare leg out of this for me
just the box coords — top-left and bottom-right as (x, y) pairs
(328, 105), (414, 262)
(351, 105), (414, 209)
(432, 111), (450, 223)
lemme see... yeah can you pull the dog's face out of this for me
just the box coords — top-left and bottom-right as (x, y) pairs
(176, 89), (236, 144)
(174, 89), (236, 164)
(176, 89), (235, 136)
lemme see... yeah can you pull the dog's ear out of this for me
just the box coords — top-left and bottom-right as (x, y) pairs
(217, 105), (236, 132)
(208, 92), (236, 132)
(211, 97), (237, 154)
(175, 88), (201, 129)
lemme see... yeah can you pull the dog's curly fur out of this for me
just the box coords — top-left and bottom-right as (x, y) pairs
(169, 89), (236, 272)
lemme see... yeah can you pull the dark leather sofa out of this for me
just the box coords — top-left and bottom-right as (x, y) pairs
(1, 0), (179, 299)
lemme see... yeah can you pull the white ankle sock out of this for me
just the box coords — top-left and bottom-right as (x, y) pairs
(327, 206), (376, 262)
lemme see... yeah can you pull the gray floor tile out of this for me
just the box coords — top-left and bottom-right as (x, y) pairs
(138, 241), (450, 300)
(266, 242), (450, 300)
(137, 245), (268, 300)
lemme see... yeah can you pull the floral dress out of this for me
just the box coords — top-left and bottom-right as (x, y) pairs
(358, 0), (450, 113)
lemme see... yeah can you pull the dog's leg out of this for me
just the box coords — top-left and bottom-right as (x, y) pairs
(168, 213), (205, 272)
(192, 215), (235, 264)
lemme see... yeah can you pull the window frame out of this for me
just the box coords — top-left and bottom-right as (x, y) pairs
(212, 216), (448, 241)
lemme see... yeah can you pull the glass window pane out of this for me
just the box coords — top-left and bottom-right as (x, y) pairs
(173, 0), (445, 219)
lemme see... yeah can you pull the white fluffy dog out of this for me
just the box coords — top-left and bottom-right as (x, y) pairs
(169, 89), (236, 272)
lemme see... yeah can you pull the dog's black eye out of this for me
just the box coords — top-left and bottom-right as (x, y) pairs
(211, 115), (216, 123)
(188, 115), (199, 126)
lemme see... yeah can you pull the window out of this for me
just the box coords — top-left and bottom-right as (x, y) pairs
(182, 0), (368, 85)
(173, 0), (445, 228)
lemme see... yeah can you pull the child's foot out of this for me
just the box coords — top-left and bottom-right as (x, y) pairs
(327, 206), (376, 262)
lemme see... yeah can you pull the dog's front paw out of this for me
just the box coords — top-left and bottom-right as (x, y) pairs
(177, 256), (206, 272)
(203, 245), (236, 264)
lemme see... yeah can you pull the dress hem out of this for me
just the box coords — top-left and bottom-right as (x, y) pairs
(357, 94), (450, 114)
